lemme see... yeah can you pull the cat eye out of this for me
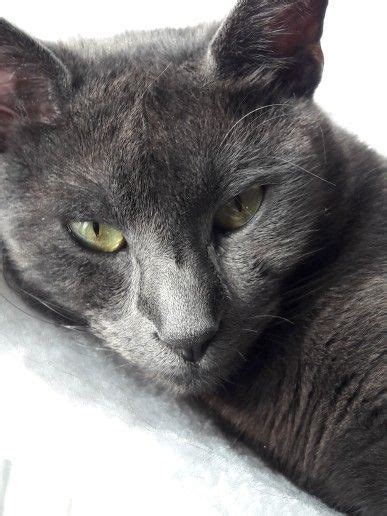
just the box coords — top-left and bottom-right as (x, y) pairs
(214, 184), (263, 231)
(68, 221), (126, 253)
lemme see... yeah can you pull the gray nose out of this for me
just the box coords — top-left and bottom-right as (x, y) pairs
(159, 324), (218, 363)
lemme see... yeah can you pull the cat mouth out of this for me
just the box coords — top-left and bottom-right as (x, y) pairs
(159, 364), (221, 396)
(153, 344), (239, 396)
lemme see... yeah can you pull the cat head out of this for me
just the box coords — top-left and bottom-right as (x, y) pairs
(0, 1), (341, 394)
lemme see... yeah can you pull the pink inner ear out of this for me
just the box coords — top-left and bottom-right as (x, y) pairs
(0, 68), (60, 128)
(269, 2), (325, 59)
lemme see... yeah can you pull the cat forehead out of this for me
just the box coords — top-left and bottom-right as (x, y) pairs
(69, 61), (217, 131)
(60, 64), (230, 179)
(57, 35), (287, 176)
(32, 44), (310, 216)
(46, 68), (299, 212)
(32, 70), (225, 222)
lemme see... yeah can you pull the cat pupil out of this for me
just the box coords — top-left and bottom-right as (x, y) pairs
(93, 222), (100, 237)
(234, 195), (243, 213)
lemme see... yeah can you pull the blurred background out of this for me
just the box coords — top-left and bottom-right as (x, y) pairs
(2, 0), (386, 156)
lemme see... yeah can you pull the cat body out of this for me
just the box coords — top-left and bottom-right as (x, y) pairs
(205, 189), (385, 512)
(0, 1), (385, 513)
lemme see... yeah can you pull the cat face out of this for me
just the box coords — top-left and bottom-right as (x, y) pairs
(0, 1), (339, 394)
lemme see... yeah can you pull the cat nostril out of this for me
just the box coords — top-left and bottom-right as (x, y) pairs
(181, 343), (207, 363)
(160, 324), (218, 363)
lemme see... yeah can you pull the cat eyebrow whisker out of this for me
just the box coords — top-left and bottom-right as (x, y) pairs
(275, 156), (336, 186)
(219, 103), (289, 149)
(242, 113), (292, 140)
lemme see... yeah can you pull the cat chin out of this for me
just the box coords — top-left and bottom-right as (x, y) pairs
(146, 358), (236, 397)
(155, 371), (221, 397)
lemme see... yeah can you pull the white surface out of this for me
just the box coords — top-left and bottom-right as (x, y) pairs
(1, 0), (386, 157)
(0, 273), (338, 515)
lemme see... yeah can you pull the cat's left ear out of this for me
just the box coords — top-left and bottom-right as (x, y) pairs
(0, 19), (70, 151)
(208, 0), (328, 96)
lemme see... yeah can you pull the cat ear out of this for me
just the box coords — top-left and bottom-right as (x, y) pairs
(208, 0), (328, 96)
(0, 19), (70, 151)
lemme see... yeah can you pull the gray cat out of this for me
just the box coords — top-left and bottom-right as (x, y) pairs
(0, 0), (385, 513)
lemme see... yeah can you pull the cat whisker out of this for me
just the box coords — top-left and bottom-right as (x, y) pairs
(281, 247), (327, 270)
(115, 361), (132, 369)
(281, 269), (337, 300)
(67, 338), (112, 352)
(275, 156), (336, 186)
(318, 124), (328, 164)
(236, 350), (248, 362)
(136, 61), (172, 103)
(17, 286), (85, 326)
(242, 328), (260, 334)
(285, 282), (333, 306)
(247, 314), (295, 325)
(0, 291), (86, 333)
(245, 113), (291, 139)
(219, 103), (289, 149)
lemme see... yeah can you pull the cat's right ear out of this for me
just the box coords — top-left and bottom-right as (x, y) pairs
(207, 0), (328, 97)
(0, 19), (70, 151)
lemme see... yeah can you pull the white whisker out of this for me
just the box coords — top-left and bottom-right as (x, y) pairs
(276, 157), (336, 186)
(219, 103), (288, 148)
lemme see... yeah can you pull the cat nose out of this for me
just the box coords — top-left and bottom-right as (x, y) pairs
(159, 324), (219, 363)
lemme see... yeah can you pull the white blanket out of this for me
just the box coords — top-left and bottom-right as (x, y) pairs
(0, 268), (338, 516)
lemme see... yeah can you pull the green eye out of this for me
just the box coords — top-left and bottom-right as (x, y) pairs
(214, 184), (263, 231)
(68, 221), (126, 252)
